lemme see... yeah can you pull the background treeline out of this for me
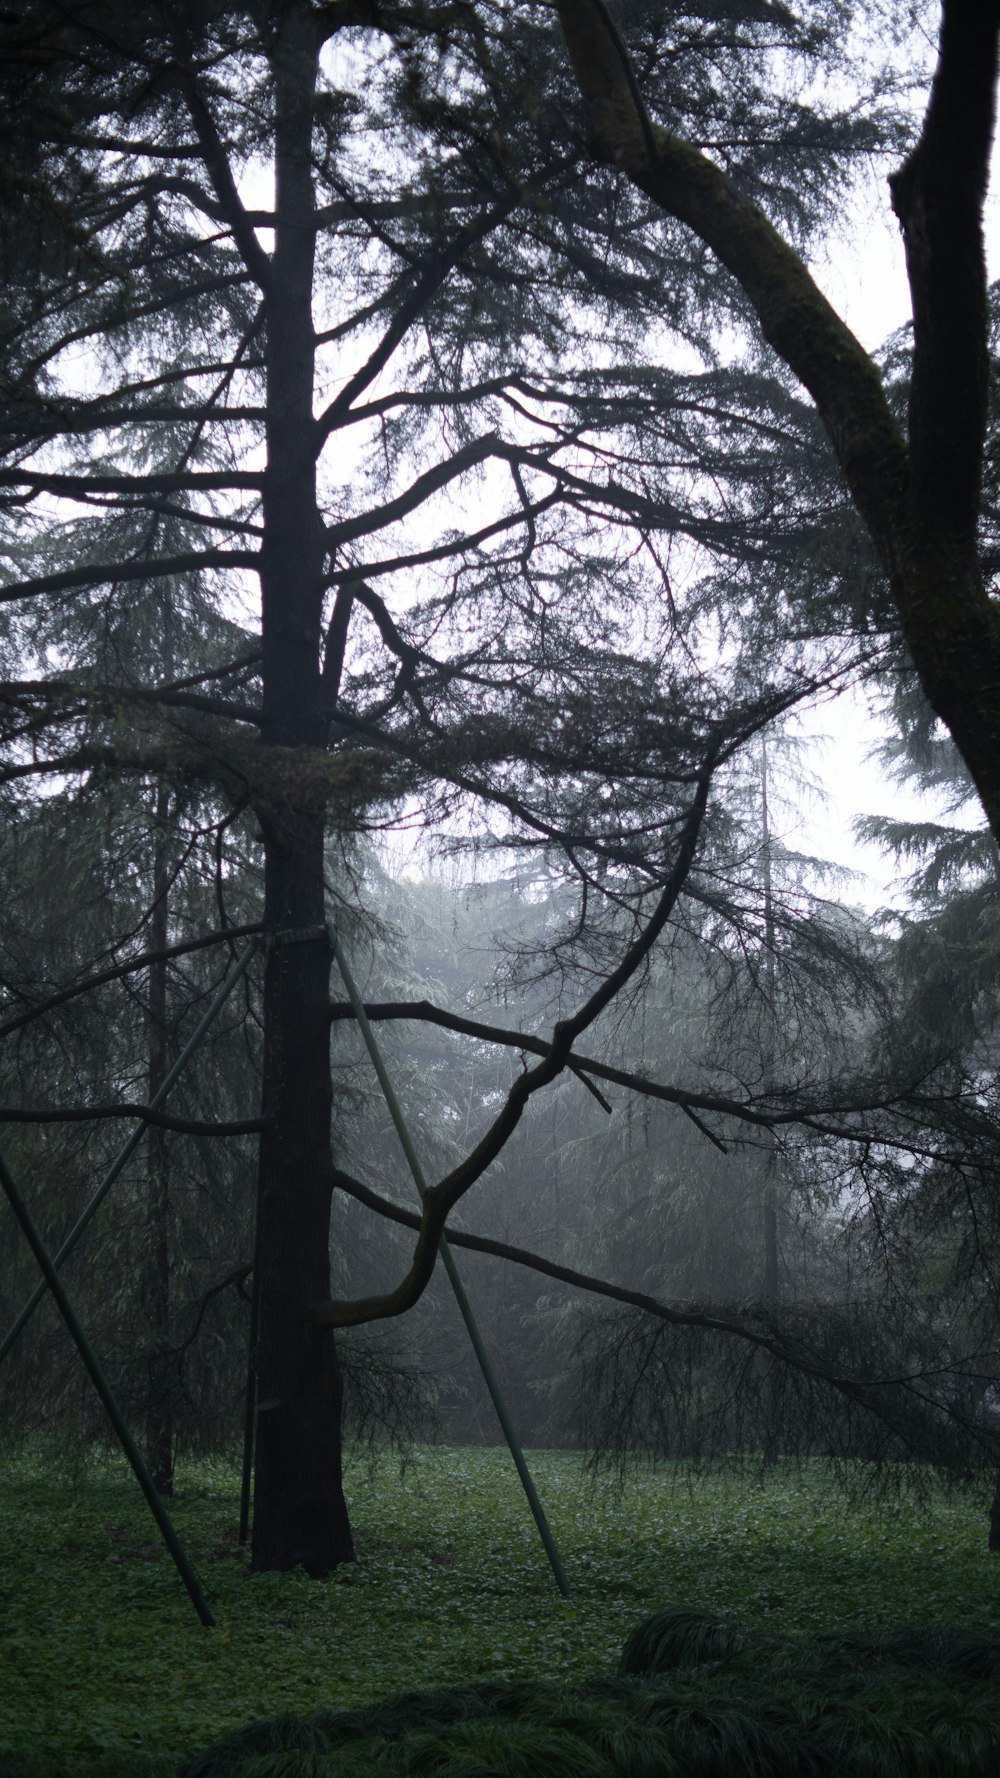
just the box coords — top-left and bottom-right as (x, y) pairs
(5, 723), (1000, 1488)
(3, 0), (1000, 1546)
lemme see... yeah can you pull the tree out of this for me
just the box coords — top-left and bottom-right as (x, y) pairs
(553, 0), (1000, 835)
(4, 0), (990, 1577)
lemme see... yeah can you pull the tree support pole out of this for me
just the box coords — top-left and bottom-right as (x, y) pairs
(0, 1146), (214, 1626)
(0, 939), (260, 1365)
(328, 923), (571, 1599)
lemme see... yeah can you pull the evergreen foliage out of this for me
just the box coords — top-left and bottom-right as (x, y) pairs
(3, 0), (1000, 1572)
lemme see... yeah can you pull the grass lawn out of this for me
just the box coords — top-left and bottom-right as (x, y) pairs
(1, 1444), (998, 1774)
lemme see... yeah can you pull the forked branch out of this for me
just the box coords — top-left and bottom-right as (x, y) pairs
(316, 741), (720, 1331)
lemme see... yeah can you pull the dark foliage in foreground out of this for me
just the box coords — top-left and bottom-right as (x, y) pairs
(173, 1607), (1000, 1778)
(6, 1604), (1000, 1778)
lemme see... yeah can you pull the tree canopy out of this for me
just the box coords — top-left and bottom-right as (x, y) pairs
(3, 0), (1000, 1576)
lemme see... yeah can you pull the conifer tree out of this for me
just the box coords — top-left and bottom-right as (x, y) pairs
(5, 0), (991, 1570)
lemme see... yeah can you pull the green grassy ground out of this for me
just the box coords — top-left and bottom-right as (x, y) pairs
(0, 1445), (997, 1773)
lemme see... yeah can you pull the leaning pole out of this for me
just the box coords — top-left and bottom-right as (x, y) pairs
(327, 922), (571, 1599)
(0, 1146), (214, 1626)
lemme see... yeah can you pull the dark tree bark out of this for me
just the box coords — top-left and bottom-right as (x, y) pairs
(554, 0), (1000, 839)
(760, 743), (779, 1306)
(249, 1), (354, 1575)
(144, 779), (174, 1498)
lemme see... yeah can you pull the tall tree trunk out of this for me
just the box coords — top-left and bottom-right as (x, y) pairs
(760, 742), (779, 1304)
(144, 779), (174, 1497)
(145, 579), (178, 1498)
(760, 742), (780, 1467)
(250, 2), (355, 1575)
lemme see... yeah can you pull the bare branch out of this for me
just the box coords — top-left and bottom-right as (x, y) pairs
(316, 744), (719, 1330)
(0, 550), (258, 605)
(0, 1105), (263, 1135)
(170, 28), (273, 294)
(332, 1169), (983, 1424)
(0, 924), (262, 1042)
(0, 469), (263, 497)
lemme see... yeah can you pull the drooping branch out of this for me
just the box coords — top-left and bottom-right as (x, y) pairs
(331, 1168), (996, 1447)
(327, 996), (993, 1167)
(160, 1264), (255, 1360)
(0, 1105), (263, 1135)
(324, 995), (806, 1131)
(0, 923), (262, 1041)
(0, 550), (258, 606)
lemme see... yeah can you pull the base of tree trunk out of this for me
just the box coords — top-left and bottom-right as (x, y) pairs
(251, 1336), (356, 1576)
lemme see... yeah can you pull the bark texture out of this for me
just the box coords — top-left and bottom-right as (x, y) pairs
(250, 1), (354, 1575)
(144, 781), (174, 1498)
